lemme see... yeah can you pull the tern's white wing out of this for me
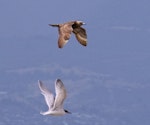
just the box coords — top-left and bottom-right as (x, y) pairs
(53, 79), (67, 110)
(38, 80), (54, 110)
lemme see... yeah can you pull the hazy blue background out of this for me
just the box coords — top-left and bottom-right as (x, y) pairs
(0, 0), (150, 125)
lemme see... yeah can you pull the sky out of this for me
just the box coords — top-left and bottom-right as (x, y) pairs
(0, 0), (150, 125)
(0, 0), (150, 82)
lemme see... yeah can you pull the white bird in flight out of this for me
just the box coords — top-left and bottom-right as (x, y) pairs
(38, 79), (71, 116)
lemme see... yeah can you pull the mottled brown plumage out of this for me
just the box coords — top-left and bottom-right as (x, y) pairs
(49, 21), (87, 48)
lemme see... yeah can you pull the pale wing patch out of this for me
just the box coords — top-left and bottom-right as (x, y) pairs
(73, 27), (87, 46)
(75, 33), (87, 46)
(58, 23), (73, 48)
(58, 36), (69, 48)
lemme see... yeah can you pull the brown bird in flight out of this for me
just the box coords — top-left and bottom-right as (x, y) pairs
(49, 21), (87, 48)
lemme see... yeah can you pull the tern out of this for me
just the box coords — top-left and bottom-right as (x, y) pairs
(38, 79), (71, 116)
(49, 21), (87, 48)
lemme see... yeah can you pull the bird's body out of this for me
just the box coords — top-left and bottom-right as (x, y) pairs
(49, 21), (87, 48)
(38, 79), (71, 116)
(40, 108), (66, 116)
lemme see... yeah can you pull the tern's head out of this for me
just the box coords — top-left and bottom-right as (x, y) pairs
(64, 109), (71, 114)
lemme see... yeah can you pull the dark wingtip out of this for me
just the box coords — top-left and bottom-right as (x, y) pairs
(57, 78), (61, 82)
(81, 42), (87, 47)
(38, 80), (41, 84)
(58, 45), (63, 48)
(83, 43), (87, 46)
(64, 109), (71, 114)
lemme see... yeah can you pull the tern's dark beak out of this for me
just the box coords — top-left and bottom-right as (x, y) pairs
(64, 109), (71, 114)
